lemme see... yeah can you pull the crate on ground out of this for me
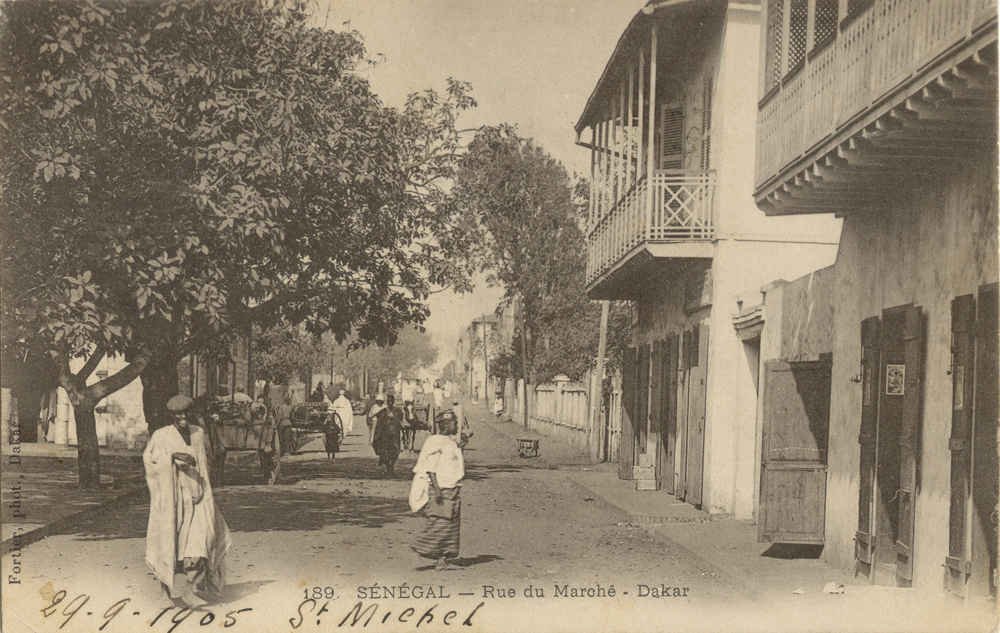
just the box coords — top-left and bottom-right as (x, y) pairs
(517, 438), (539, 458)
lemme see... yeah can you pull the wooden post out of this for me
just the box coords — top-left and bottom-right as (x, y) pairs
(627, 63), (635, 192)
(619, 76), (627, 202)
(646, 23), (658, 240)
(638, 51), (645, 176)
(591, 300), (610, 462)
(589, 126), (597, 227)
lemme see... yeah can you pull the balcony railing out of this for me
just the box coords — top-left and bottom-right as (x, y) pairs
(586, 170), (716, 285)
(756, 0), (997, 191)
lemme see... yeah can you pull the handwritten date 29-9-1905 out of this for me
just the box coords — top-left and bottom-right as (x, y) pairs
(40, 588), (252, 632)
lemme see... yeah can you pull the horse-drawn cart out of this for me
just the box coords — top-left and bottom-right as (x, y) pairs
(195, 396), (280, 485)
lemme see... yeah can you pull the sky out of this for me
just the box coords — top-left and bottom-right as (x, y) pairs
(315, 0), (644, 366)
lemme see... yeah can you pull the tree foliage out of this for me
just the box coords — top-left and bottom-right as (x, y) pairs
(0, 0), (474, 485)
(450, 126), (629, 384)
(329, 327), (438, 392)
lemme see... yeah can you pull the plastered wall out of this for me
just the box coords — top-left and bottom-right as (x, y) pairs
(824, 155), (999, 589)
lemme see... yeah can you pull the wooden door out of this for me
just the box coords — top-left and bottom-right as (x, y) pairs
(855, 316), (881, 574)
(758, 360), (831, 544)
(894, 304), (925, 586)
(658, 335), (679, 493)
(945, 294), (976, 595)
(686, 324), (709, 507)
(619, 346), (637, 480)
(971, 284), (998, 596)
(636, 343), (651, 462)
(677, 331), (692, 500)
(649, 340), (664, 489)
(870, 304), (924, 585)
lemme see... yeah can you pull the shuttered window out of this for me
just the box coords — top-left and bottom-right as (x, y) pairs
(813, 0), (838, 50)
(788, 0), (808, 72)
(701, 73), (713, 170)
(764, 0), (784, 92)
(659, 104), (683, 170)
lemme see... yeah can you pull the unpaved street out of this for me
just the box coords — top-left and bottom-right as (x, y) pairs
(2, 408), (748, 633)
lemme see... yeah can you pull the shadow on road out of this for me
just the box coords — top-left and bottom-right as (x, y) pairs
(452, 554), (502, 568)
(761, 543), (824, 559)
(209, 579), (275, 606)
(53, 482), (411, 541)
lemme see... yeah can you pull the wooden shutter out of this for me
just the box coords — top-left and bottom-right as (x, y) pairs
(659, 104), (683, 170)
(649, 340), (664, 487)
(686, 324), (709, 506)
(895, 304), (925, 585)
(660, 334), (679, 493)
(945, 295), (976, 595)
(636, 344), (651, 457)
(620, 346), (637, 479)
(700, 74), (713, 170)
(856, 315), (880, 571)
(971, 283), (998, 596)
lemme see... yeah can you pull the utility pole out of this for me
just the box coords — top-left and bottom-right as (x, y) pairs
(591, 300), (610, 462)
(482, 313), (489, 408)
(518, 296), (530, 428)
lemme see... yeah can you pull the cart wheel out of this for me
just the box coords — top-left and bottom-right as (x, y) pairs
(259, 429), (281, 485)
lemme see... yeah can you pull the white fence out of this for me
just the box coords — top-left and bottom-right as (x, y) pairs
(506, 374), (621, 463)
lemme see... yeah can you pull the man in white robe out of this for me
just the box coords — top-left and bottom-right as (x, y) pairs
(332, 389), (354, 435)
(144, 395), (232, 607)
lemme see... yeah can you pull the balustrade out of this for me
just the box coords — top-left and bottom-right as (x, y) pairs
(586, 170), (716, 284)
(756, 0), (996, 190)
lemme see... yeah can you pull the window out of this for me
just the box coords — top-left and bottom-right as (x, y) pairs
(813, 0), (838, 50)
(764, 0), (784, 92)
(659, 104), (683, 170)
(701, 73), (713, 170)
(787, 0), (808, 72)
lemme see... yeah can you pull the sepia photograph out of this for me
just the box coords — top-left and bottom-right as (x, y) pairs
(1, 0), (997, 632)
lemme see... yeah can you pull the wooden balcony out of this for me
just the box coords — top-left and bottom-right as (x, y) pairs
(756, 0), (997, 215)
(586, 170), (715, 300)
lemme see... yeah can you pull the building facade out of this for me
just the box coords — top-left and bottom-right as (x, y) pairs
(578, 0), (841, 515)
(753, 0), (997, 599)
(456, 315), (499, 405)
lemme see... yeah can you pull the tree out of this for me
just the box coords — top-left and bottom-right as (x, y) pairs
(1, 0), (473, 486)
(332, 327), (438, 392)
(448, 127), (587, 384)
(250, 323), (327, 398)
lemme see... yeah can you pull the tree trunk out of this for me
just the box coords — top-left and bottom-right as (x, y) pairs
(73, 396), (101, 488)
(141, 349), (182, 436)
(58, 348), (150, 488)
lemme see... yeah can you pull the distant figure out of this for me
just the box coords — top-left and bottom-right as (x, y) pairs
(409, 410), (464, 571)
(310, 382), (326, 403)
(433, 381), (444, 409)
(492, 393), (503, 417)
(367, 394), (386, 444)
(332, 389), (354, 435)
(401, 400), (418, 453)
(273, 395), (294, 456)
(144, 395), (232, 607)
(372, 395), (403, 475)
(324, 409), (343, 460)
(450, 399), (472, 448)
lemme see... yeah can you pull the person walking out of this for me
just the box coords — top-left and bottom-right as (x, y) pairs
(332, 389), (354, 435)
(372, 394), (403, 475)
(366, 394), (385, 444)
(144, 395), (232, 607)
(409, 411), (464, 571)
(401, 400), (418, 453)
(450, 399), (472, 448)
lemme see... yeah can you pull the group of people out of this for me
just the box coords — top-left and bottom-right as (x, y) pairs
(143, 386), (472, 605)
